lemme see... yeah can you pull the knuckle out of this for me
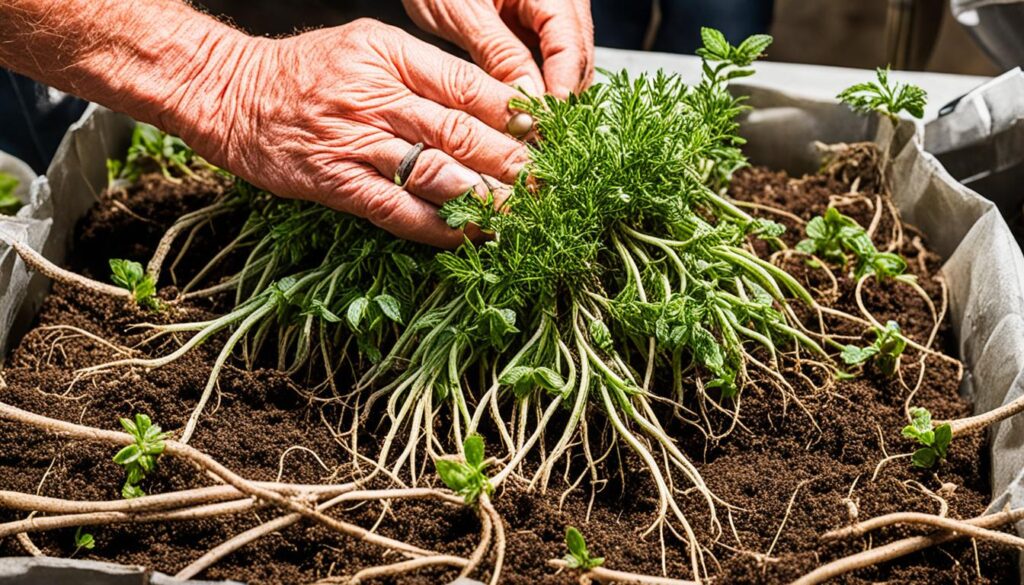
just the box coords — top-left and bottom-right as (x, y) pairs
(443, 61), (483, 110)
(439, 111), (482, 162)
(476, 33), (531, 78)
(407, 151), (446, 191)
(364, 191), (406, 227)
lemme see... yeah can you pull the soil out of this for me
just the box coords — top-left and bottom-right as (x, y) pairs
(0, 155), (1017, 585)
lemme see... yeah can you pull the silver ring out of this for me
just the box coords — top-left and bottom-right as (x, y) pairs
(394, 142), (424, 187)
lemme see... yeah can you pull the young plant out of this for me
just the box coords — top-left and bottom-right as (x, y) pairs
(434, 434), (493, 505)
(0, 172), (21, 215)
(841, 320), (907, 376)
(797, 207), (906, 278)
(112, 414), (168, 499)
(71, 527), (95, 557)
(107, 123), (208, 186)
(563, 526), (604, 570)
(902, 407), (952, 468)
(837, 66), (927, 121)
(109, 259), (159, 309)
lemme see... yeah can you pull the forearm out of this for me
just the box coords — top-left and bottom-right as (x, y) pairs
(0, 0), (258, 159)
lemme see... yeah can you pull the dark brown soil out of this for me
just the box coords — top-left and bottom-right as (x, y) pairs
(0, 157), (1016, 584)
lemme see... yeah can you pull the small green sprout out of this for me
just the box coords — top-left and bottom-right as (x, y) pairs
(112, 414), (169, 499)
(902, 407), (952, 468)
(838, 66), (927, 121)
(109, 259), (159, 309)
(841, 320), (907, 376)
(71, 526), (95, 556)
(0, 172), (21, 215)
(696, 28), (773, 70)
(563, 526), (604, 570)
(434, 434), (493, 505)
(796, 208), (906, 278)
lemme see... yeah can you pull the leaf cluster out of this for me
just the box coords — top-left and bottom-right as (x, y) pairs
(841, 320), (907, 376)
(107, 123), (203, 186)
(837, 66), (927, 120)
(563, 526), (604, 570)
(434, 434), (493, 505)
(112, 414), (168, 499)
(500, 365), (566, 398)
(109, 259), (159, 309)
(0, 172), (21, 215)
(796, 207), (906, 278)
(901, 407), (952, 468)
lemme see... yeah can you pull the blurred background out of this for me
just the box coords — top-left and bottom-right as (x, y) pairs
(195, 0), (1007, 75)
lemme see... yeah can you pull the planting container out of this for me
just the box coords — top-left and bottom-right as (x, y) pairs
(2, 84), (1024, 583)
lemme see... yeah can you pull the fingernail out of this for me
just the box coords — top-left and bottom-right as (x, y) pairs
(511, 76), (541, 97)
(453, 166), (483, 192)
(506, 112), (534, 138)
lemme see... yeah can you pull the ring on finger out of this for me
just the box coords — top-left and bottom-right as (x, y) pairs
(394, 142), (425, 187)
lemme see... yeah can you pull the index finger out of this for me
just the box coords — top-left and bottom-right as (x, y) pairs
(390, 36), (527, 133)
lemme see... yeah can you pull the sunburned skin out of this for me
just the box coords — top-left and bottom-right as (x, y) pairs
(0, 0), (594, 247)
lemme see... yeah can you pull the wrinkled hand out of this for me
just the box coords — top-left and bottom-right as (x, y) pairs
(199, 19), (529, 248)
(403, 0), (594, 98)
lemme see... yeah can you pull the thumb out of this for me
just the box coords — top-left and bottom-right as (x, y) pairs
(461, 8), (545, 97)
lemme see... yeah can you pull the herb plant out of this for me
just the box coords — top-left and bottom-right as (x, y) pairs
(837, 66), (927, 121)
(109, 259), (159, 309)
(112, 413), (168, 499)
(94, 29), (890, 580)
(902, 407), (952, 468)
(842, 320), (906, 376)
(564, 526), (604, 570)
(72, 527), (95, 556)
(797, 207), (906, 278)
(434, 434), (492, 504)
(0, 172), (21, 215)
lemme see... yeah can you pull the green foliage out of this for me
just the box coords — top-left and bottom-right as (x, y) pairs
(841, 320), (907, 376)
(439, 189), (502, 233)
(107, 123), (203, 185)
(0, 172), (21, 215)
(109, 259), (159, 309)
(563, 526), (604, 570)
(434, 434), (493, 505)
(500, 365), (566, 398)
(696, 28), (773, 69)
(837, 66), (927, 120)
(72, 526), (95, 556)
(902, 407), (952, 468)
(796, 207), (907, 278)
(112, 414), (168, 499)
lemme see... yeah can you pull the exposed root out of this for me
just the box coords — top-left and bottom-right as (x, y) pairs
(0, 234), (131, 299)
(547, 559), (698, 584)
(314, 555), (469, 584)
(791, 507), (1024, 585)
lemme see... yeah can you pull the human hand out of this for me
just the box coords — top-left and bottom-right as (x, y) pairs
(179, 19), (529, 248)
(403, 0), (594, 98)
